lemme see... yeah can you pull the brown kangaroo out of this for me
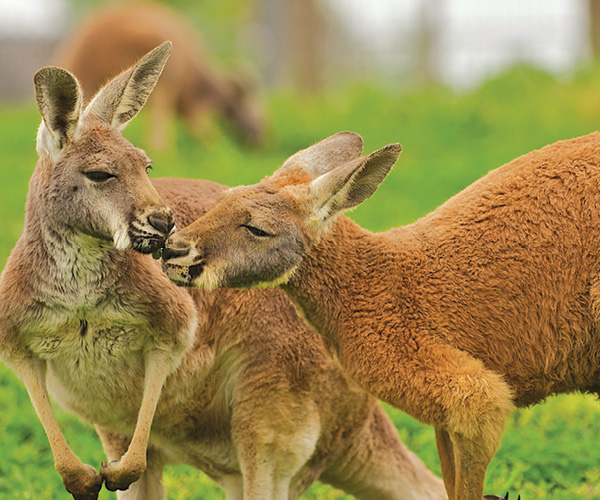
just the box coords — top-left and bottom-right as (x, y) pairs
(0, 51), (446, 500)
(55, 2), (265, 149)
(162, 130), (600, 499)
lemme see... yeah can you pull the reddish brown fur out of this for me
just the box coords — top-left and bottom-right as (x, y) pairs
(164, 131), (600, 500)
(56, 2), (265, 148)
(269, 172), (314, 189)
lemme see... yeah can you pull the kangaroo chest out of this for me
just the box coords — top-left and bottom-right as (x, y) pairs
(23, 294), (149, 356)
(22, 301), (152, 429)
(27, 317), (145, 360)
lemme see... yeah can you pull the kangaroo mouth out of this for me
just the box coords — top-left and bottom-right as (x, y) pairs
(162, 263), (193, 287)
(164, 270), (193, 287)
(162, 258), (205, 287)
(128, 218), (173, 255)
(188, 262), (205, 280)
(130, 232), (166, 254)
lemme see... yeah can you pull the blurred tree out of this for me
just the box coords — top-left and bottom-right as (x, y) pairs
(590, 0), (600, 58)
(416, 0), (441, 83)
(258, 0), (328, 92)
(286, 0), (326, 92)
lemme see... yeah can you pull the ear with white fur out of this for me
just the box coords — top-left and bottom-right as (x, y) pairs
(34, 67), (82, 159)
(308, 143), (402, 224)
(276, 131), (364, 178)
(84, 41), (172, 130)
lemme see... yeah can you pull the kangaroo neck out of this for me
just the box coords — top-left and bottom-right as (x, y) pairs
(282, 216), (403, 353)
(21, 192), (119, 304)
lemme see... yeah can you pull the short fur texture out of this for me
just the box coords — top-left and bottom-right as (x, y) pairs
(164, 131), (600, 500)
(1, 64), (445, 500)
(55, 2), (265, 149)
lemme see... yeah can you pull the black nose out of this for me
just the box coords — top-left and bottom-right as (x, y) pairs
(148, 213), (175, 235)
(162, 245), (190, 261)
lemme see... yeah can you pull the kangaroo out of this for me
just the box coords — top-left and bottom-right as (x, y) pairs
(161, 130), (600, 499)
(0, 52), (447, 500)
(55, 2), (265, 149)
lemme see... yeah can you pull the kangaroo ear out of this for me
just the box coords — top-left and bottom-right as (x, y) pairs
(84, 41), (172, 130)
(276, 131), (364, 178)
(34, 66), (83, 159)
(308, 143), (402, 224)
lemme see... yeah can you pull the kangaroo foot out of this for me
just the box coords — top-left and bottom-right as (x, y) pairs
(62, 464), (103, 500)
(101, 459), (144, 491)
(484, 493), (520, 500)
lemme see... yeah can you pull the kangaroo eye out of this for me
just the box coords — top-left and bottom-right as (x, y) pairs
(242, 224), (272, 238)
(84, 171), (116, 182)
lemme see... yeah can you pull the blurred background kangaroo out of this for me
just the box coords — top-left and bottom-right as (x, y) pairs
(55, 2), (266, 150)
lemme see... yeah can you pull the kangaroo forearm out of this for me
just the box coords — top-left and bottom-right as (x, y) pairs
(14, 359), (78, 465)
(101, 349), (173, 491)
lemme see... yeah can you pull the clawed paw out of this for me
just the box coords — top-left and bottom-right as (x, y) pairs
(62, 464), (103, 500)
(484, 493), (521, 500)
(100, 458), (144, 491)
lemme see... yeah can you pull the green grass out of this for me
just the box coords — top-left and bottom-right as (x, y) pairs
(2, 64), (600, 498)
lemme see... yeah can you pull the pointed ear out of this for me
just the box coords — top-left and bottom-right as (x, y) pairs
(276, 131), (364, 178)
(34, 66), (83, 159)
(84, 41), (172, 130)
(308, 142), (402, 223)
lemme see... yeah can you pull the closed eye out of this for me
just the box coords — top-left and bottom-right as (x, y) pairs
(83, 171), (116, 182)
(242, 224), (273, 237)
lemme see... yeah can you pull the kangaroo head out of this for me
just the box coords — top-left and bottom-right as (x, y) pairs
(162, 131), (401, 289)
(31, 41), (173, 254)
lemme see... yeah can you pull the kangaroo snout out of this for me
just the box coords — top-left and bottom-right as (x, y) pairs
(162, 245), (190, 261)
(161, 236), (202, 287)
(130, 207), (174, 254)
(148, 211), (175, 236)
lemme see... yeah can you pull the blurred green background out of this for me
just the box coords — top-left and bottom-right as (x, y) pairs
(2, 0), (600, 499)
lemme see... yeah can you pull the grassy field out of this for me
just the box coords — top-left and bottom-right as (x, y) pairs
(2, 65), (600, 498)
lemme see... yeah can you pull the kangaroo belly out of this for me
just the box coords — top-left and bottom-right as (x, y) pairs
(44, 322), (241, 475)
(47, 357), (145, 431)
(30, 319), (149, 431)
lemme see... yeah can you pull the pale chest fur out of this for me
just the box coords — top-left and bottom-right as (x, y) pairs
(4, 230), (244, 473)
(22, 300), (153, 431)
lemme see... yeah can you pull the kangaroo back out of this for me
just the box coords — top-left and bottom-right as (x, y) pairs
(56, 3), (265, 147)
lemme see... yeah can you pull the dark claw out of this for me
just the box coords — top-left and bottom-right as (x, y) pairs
(65, 472), (103, 500)
(101, 459), (139, 492)
(483, 493), (520, 500)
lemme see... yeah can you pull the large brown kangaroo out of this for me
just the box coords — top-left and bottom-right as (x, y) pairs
(162, 130), (600, 499)
(0, 50), (445, 500)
